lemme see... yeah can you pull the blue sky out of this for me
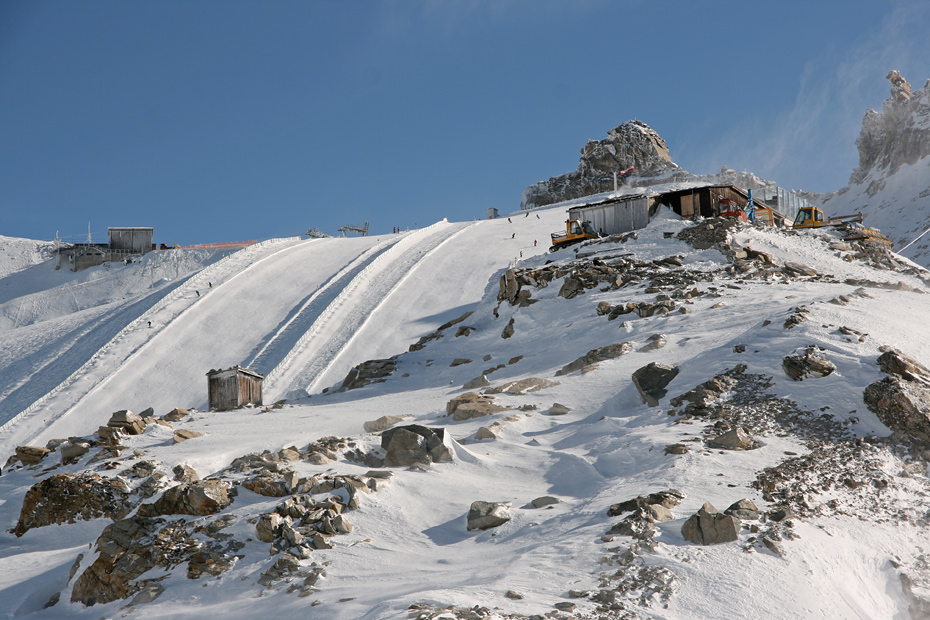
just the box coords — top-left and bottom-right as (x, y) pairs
(2, 1), (929, 246)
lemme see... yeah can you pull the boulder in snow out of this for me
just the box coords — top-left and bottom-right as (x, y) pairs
(632, 362), (680, 406)
(681, 502), (740, 545)
(466, 501), (511, 531)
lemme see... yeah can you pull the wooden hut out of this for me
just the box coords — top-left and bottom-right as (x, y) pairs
(207, 366), (264, 411)
(655, 185), (752, 219)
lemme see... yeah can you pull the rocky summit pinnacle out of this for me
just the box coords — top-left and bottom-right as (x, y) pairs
(850, 70), (930, 187)
(521, 120), (681, 210)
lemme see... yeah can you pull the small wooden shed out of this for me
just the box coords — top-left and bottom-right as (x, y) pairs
(206, 366), (264, 411)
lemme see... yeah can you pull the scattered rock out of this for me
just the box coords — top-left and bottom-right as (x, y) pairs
(15, 445), (50, 466)
(173, 429), (203, 443)
(173, 464), (200, 483)
(501, 317), (515, 339)
(381, 425), (454, 467)
(531, 496), (559, 508)
(783, 345), (836, 381)
(547, 403), (571, 416)
(632, 362), (680, 406)
(462, 375), (491, 390)
(339, 358), (398, 391)
(363, 415), (410, 433)
(466, 501), (511, 531)
(707, 427), (756, 450)
(681, 502), (740, 545)
(724, 499), (759, 520)
(446, 392), (507, 421)
(136, 479), (233, 517)
(485, 377), (559, 395)
(108, 410), (146, 435)
(556, 342), (633, 376)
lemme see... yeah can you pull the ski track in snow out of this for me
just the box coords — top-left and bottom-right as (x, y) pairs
(0, 237), (304, 452)
(241, 235), (401, 376)
(265, 219), (472, 399)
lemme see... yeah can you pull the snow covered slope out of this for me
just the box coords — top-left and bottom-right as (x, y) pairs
(1, 207), (930, 620)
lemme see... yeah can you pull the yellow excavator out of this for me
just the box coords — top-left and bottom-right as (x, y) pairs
(792, 206), (893, 250)
(550, 219), (600, 252)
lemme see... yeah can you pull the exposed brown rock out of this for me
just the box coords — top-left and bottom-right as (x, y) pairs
(14, 473), (133, 537)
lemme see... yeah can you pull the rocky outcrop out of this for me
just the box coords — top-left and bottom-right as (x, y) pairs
(14, 473), (134, 537)
(71, 514), (239, 606)
(864, 348), (930, 444)
(521, 121), (680, 209)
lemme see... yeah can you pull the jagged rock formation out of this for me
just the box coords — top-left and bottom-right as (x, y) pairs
(521, 120), (681, 209)
(818, 69), (930, 267)
(851, 70), (930, 186)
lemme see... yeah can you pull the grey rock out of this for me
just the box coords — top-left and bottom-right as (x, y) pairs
(363, 415), (409, 433)
(707, 427), (756, 450)
(531, 496), (559, 508)
(763, 536), (786, 557)
(632, 362), (680, 406)
(556, 342), (633, 376)
(463, 374), (491, 390)
(466, 501), (511, 531)
(783, 346), (836, 381)
(725, 499), (760, 521)
(681, 502), (740, 545)
(381, 425), (455, 467)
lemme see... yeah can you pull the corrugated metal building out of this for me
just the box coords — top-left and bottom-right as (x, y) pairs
(108, 227), (154, 254)
(206, 366), (264, 411)
(568, 194), (654, 236)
